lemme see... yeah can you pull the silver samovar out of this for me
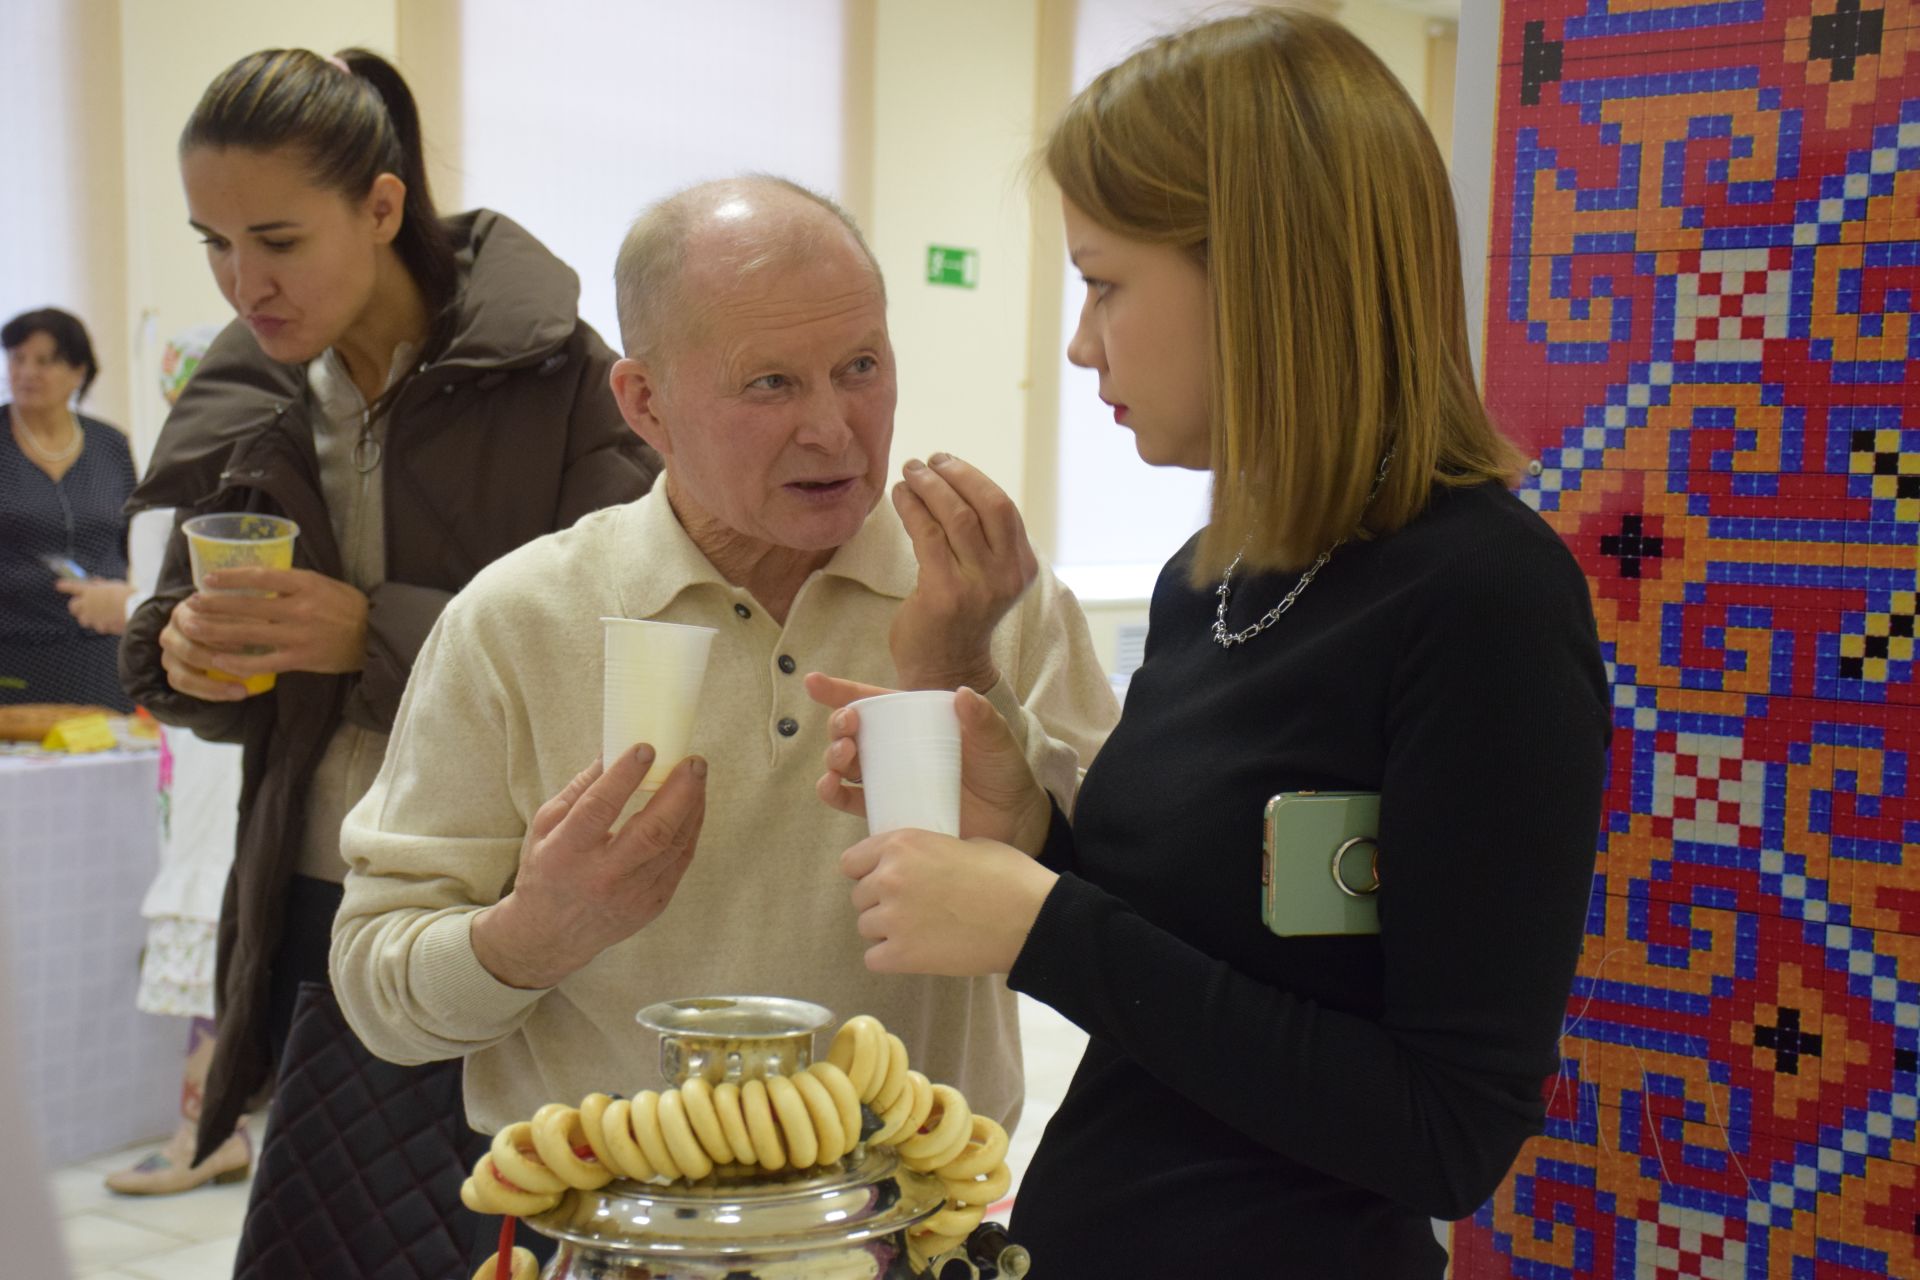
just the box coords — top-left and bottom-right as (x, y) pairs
(517, 996), (1031, 1280)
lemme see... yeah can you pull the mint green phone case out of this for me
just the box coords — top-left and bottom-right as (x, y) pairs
(1260, 791), (1381, 937)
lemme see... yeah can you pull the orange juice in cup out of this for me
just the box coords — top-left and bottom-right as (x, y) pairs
(182, 514), (299, 694)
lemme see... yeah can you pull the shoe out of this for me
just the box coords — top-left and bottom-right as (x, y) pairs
(104, 1124), (250, 1195)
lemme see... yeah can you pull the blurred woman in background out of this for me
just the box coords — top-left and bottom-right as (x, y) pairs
(1, 308), (135, 711)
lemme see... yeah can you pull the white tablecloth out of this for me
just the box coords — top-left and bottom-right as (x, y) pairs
(1, 749), (183, 1164)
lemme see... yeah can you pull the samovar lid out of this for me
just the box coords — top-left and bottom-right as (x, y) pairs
(635, 996), (832, 1087)
(525, 1145), (947, 1257)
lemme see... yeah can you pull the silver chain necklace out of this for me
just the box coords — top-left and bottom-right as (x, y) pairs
(1211, 450), (1394, 649)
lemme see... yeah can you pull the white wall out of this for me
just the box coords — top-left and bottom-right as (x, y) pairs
(1340, 0), (1432, 105)
(1046, 0), (1219, 589)
(867, 0), (1043, 492)
(1452, 0), (1499, 384)
(1, 0), (129, 431)
(456, 0), (846, 360)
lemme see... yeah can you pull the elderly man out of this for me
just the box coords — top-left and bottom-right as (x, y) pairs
(330, 176), (1116, 1142)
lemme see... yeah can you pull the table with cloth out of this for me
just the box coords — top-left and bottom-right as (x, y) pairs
(0, 744), (181, 1164)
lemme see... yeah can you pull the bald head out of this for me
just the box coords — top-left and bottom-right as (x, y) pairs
(614, 176), (886, 368)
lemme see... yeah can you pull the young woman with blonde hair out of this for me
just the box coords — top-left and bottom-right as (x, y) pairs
(814, 11), (1609, 1275)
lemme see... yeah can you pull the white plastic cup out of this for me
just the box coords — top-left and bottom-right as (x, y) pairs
(851, 690), (962, 836)
(602, 618), (718, 791)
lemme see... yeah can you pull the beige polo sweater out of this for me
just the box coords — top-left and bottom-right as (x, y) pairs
(331, 487), (1118, 1135)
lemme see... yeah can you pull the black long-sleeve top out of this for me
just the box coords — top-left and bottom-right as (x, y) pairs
(1007, 480), (1610, 1278)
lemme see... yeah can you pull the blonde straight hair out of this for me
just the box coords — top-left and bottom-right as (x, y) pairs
(1047, 9), (1521, 580)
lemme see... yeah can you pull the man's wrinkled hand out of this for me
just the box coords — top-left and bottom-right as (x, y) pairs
(888, 454), (1038, 693)
(471, 747), (708, 989)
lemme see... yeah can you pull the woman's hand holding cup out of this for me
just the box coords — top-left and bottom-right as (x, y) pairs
(804, 673), (1052, 857)
(159, 567), (369, 701)
(157, 594), (251, 702)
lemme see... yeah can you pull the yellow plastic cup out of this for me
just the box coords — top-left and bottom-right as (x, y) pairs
(182, 513), (300, 694)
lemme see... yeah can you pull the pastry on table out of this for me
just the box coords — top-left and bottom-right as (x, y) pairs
(0, 703), (117, 742)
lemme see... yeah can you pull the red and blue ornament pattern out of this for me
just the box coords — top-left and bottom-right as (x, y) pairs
(1461, 0), (1920, 1275)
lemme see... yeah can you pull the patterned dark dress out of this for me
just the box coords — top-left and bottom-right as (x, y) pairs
(0, 405), (137, 710)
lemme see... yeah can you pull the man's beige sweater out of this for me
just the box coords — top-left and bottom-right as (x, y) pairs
(331, 488), (1117, 1135)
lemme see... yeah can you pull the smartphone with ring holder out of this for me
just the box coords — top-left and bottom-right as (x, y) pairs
(1261, 790), (1381, 937)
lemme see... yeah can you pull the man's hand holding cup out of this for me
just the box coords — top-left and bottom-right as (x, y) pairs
(471, 746), (708, 990)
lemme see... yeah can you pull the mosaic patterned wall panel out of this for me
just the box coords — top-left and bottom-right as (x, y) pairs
(1456, 1), (1920, 1275)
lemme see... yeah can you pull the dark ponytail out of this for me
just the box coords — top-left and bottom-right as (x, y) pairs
(181, 47), (460, 335)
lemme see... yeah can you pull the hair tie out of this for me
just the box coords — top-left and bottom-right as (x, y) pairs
(325, 53), (352, 74)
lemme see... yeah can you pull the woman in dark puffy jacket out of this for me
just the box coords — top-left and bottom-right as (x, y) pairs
(120, 47), (658, 1276)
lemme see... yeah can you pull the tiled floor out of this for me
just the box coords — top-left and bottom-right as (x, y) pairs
(50, 997), (1090, 1279)
(52, 1132), (252, 1280)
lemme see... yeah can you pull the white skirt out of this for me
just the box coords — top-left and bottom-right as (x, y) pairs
(142, 726), (242, 923)
(127, 513), (240, 1021)
(135, 915), (217, 1018)
(132, 721), (241, 1019)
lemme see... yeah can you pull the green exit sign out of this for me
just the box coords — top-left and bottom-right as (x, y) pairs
(926, 245), (979, 288)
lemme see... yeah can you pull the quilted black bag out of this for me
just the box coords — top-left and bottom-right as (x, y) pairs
(232, 980), (555, 1279)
